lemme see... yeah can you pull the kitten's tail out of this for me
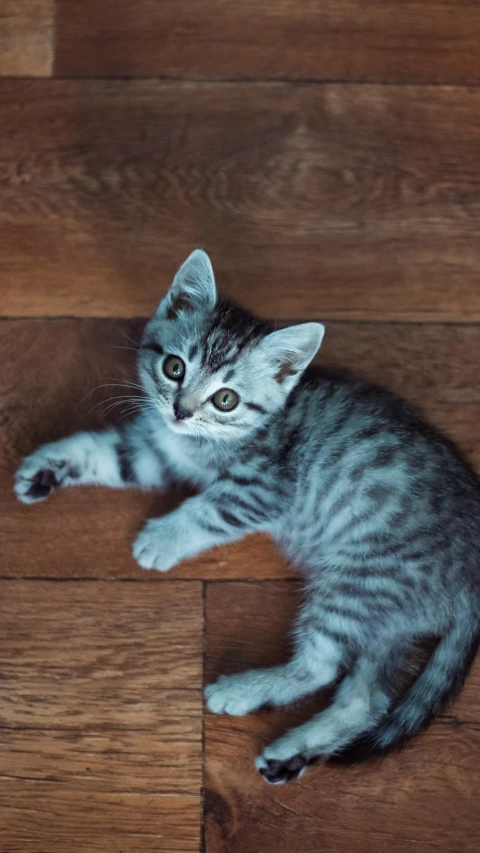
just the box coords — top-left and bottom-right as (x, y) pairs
(332, 613), (480, 764)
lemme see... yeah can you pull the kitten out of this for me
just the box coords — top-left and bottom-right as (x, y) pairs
(15, 250), (480, 783)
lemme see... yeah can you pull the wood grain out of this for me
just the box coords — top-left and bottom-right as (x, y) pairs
(0, 580), (203, 852)
(204, 582), (480, 853)
(2, 81), (480, 320)
(0, 0), (53, 77)
(55, 0), (480, 84)
(4, 318), (480, 580)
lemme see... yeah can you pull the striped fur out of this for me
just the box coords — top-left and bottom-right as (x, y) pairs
(16, 250), (480, 783)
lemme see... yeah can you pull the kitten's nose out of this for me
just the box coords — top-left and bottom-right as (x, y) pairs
(173, 402), (193, 421)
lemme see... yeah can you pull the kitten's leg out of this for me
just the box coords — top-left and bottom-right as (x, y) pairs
(205, 622), (344, 717)
(133, 482), (275, 572)
(15, 422), (168, 503)
(255, 655), (390, 784)
(205, 589), (351, 716)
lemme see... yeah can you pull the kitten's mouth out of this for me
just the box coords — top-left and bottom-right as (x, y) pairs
(162, 412), (191, 434)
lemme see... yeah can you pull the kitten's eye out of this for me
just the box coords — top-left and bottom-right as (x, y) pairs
(163, 355), (185, 381)
(212, 388), (239, 412)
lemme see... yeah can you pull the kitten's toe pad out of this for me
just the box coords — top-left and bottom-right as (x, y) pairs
(15, 453), (71, 504)
(256, 734), (321, 784)
(205, 676), (263, 716)
(256, 753), (311, 784)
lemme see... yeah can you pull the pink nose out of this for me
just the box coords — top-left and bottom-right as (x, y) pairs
(173, 402), (193, 421)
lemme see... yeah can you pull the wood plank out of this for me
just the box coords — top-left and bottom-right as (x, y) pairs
(204, 582), (480, 853)
(1, 787), (200, 853)
(55, 0), (480, 84)
(2, 81), (480, 320)
(4, 318), (480, 580)
(0, 0), (53, 77)
(0, 580), (202, 852)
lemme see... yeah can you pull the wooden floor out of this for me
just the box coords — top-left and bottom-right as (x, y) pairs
(2, 3), (480, 851)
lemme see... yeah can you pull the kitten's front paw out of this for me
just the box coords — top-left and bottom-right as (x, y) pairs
(15, 447), (73, 504)
(205, 674), (265, 716)
(133, 519), (178, 572)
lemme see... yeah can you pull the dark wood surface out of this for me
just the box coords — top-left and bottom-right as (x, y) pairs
(0, 0), (53, 77)
(2, 81), (480, 320)
(2, 3), (480, 851)
(55, 0), (480, 84)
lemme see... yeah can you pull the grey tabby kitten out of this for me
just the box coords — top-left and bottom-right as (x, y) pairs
(15, 250), (480, 784)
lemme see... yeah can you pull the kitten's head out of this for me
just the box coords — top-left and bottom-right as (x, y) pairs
(138, 250), (324, 441)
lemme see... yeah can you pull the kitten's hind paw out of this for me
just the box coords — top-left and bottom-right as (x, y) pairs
(15, 446), (74, 504)
(255, 752), (313, 785)
(256, 732), (321, 784)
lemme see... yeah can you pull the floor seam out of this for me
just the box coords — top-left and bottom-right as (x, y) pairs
(3, 76), (480, 88)
(4, 316), (480, 328)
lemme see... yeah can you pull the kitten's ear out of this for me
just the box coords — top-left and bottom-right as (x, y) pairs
(262, 323), (325, 383)
(157, 250), (217, 319)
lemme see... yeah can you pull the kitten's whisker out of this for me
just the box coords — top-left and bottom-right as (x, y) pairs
(77, 381), (145, 407)
(101, 378), (145, 391)
(110, 345), (138, 353)
(99, 396), (146, 415)
(100, 402), (148, 423)
(115, 402), (150, 421)
(84, 394), (146, 418)
(77, 380), (145, 408)
(114, 326), (142, 348)
(118, 409), (146, 421)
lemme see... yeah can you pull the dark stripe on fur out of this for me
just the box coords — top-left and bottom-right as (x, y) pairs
(142, 342), (164, 357)
(217, 507), (247, 529)
(201, 521), (228, 536)
(228, 474), (265, 488)
(244, 401), (268, 414)
(226, 494), (272, 522)
(116, 432), (136, 483)
(144, 433), (174, 480)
